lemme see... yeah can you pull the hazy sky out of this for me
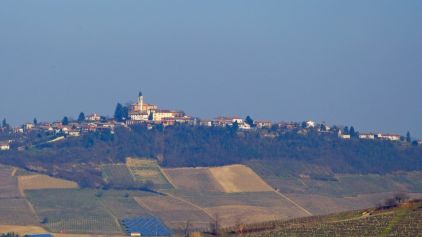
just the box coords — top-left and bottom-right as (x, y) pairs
(1, 1), (421, 138)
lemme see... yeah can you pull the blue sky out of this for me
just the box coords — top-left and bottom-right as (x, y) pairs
(1, 1), (421, 138)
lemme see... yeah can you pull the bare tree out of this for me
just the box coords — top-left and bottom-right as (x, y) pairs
(184, 220), (192, 237)
(210, 214), (220, 236)
(235, 217), (245, 235)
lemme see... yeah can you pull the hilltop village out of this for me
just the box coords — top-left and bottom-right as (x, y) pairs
(0, 92), (421, 151)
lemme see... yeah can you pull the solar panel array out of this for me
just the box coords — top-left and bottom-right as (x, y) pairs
(121, 216), (171, 236)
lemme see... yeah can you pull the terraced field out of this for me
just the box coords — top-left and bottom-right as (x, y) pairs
(126, 158), (173, 189)
(26, 189), (122, 234)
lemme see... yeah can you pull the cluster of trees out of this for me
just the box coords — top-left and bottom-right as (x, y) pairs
(114, 103), (129, 122)
(1, 124), (422, 187)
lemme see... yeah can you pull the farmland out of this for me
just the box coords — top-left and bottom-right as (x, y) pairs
(164, 190), (310, 227)
(18, 174), (78, 190)
(101, 164), (136, 187)
(209, 165), (273, 193)
(0, 165), (38, 225)
(232, 200), (422, 237)
(98, 190), (151, 219)
(126, 158), (173, 189)
(0, 166), (21, 198)
(25, 189), (123, 234)
(134, 194), (213, 230)
(162, 167), (223, 192)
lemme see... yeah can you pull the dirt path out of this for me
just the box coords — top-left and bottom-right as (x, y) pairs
(11, 167), (18, 176)
(17, 175), (40, 221)
(159, 167), (177, 189)
(273, 190), (312, 216)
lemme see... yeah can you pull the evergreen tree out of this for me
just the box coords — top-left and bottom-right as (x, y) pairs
(350, 126), (356, 137)
(78, 112), (85, 123)
(122, 106), (129, 120)
(232, 121), (239, 131)
(245, 116), (254, 127)
(343, 126), (349, 135)
(406, 131), (411, 143)
(33, 118), (38, 125)
(62, 116), (69, 125)
(148, 112), (154, 121)
(114, 103), (124, 122)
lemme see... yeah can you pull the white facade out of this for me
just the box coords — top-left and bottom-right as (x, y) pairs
(359, 133), (375, 140)
(377, 133), (401, 141)
(0, 143), (10, 151)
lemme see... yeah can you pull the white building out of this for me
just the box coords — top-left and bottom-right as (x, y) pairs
(86, 113), (101, 121)
(377, 133), (401, 141)
(0, 141), (10, 151)
(359, 133), (375, 140)
(338, 130), (351, 139)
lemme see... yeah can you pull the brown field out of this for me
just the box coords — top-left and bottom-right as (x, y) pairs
(162, 167), (223, 192)
(204, 205), (280, 227)
(0, 166), (21, 198)
(209, 165), (274, 193)
(18, 175), (78, 190)
(0, 225), (46, 235)
(134, 195), (213, 230)
(0, 199), (39, 225)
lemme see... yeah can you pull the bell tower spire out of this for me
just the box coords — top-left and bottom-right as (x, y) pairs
(138, 91), (144, 112)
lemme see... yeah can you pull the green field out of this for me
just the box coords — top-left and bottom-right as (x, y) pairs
(26, 189), (123, 234)
(126, 158), (174, 190)
(101, 164), (136, 187)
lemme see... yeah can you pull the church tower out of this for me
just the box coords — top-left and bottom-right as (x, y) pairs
(138, 91), (144, 112)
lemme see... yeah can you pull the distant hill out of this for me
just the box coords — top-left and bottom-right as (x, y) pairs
(0, 125), (421, 187)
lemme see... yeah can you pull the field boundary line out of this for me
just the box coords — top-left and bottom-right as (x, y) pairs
(17, 177), (41, 222)
(11, 168), (17, 176)
(159, 168), (177, 189)
(163, 192), (216, 221)
(125, 163), (137, 181)
(273, 190), (312, 216)
(98, 199), (124, 233)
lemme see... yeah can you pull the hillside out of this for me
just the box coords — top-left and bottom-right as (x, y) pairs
(225, 199), (422, 237)
(1, 125), (422, 187)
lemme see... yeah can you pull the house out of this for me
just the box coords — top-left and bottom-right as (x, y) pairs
(338, 130), (350, 139)
(305, 120), (316, 128)
(377, 133), (401, 141)
(359, 133), (375, 140)
(86, 113), (101, 121)
(255, 120), (272, 129)
(278, 121), (299, 130)
(199, 119), (213, 127)
(0, 141), (10, 151)
(213, 116), (243, 127)
(68, 131), (80, 137)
